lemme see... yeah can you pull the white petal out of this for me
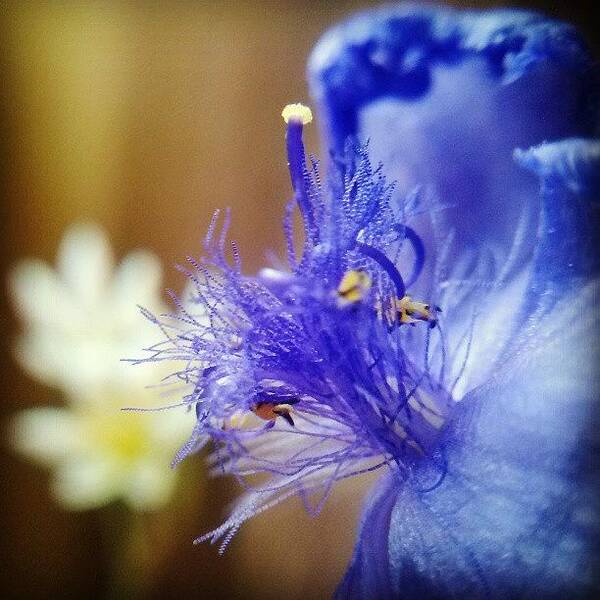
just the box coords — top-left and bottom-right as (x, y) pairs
(57, 223), (113, 307)
(148, 406), (194, 446)
(111, 249), (163, 311)
(11, 408), (81, 464)
(14, 329), (123, 391)
(123, 459), (178, 510)
(52, 456), (119, 510)
(9, 259), (74, 328)
(13, 334), (62, 386)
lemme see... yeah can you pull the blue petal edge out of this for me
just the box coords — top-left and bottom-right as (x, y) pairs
(515, 138), (600, 311)
(515, 138), (600, 197)
(309, 3), (597, 147)
(335, 472), (398, 600)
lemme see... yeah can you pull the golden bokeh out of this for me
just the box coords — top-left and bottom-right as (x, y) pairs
(1, 1), (594, 598)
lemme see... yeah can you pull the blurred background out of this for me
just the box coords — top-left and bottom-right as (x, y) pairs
(0, 1), (596, 598)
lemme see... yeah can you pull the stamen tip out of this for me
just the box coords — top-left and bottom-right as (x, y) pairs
(282, 103), (313, 125)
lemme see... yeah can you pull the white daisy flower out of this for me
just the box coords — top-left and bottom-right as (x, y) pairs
(9, 223), (193, 510)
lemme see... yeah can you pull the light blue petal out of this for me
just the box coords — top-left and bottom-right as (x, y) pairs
(338, 278), (600, 599)
(309, 4), (596, 147)
(515, 138), (600, 313)
(315, 9), (600, 595)
(309, 5), (598, 265)
(336, 141), (600, 595)
(515, 138), (600, 197)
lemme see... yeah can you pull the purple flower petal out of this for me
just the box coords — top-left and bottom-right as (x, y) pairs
(515, 138), (600, 310)
(310, 5), (600, 597)
(309, 4), (597, 269)
(338, 275), (600, 598)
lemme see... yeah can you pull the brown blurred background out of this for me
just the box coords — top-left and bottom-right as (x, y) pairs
(0, 1), (596, 599)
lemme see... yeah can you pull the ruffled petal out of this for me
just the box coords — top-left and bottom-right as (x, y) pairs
(515, 138), (600, 196)
(514, 138), (600, 313)
(309, 5), (598, 262)
(437, 138), (600, 398)
(338, 279), (600, 598)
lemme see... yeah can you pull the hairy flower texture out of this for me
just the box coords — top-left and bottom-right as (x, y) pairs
(308, 4), (600, 598)
(139, 104), (459, 547)
(138, 5), (599, 596)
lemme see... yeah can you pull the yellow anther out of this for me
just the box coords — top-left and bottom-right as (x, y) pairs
(225, 402), (297, 430)
(253, 402), (295, 427)
(396, 295), (435, 326)
(376, 295), (438, 328)
(225, 411), (249, 430)
(282, 103), (313, 125)
(337, 270), (372, 305)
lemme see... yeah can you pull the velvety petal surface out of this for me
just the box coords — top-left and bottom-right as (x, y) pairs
(514, 138), (600, 312)
(334, 101), (600, 600)
(309, 4), (598, 262)
(337, 276), (600, 599)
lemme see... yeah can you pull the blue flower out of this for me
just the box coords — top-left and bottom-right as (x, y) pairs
(141, 103), (456, 549)
(137, 4), (599, 598)
(307, 4), (600, 598)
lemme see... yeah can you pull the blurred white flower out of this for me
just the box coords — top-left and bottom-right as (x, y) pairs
(12, 390), (191, 511)
(9, 223), (193, 510)
(10, 223), (164, 395)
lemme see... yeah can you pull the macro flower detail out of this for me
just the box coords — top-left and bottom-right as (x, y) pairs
(140, 103), (460, 548)
(10, 223), (165, 394)
(136, 3), (600, 599)
(307, 4), (599, 598)
(10, 224), (192, 510)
